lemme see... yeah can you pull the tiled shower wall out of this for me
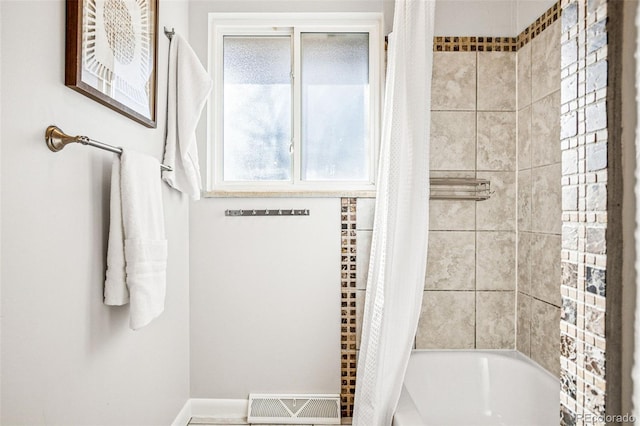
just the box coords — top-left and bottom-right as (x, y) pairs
(558, 0), (622, 421)
(340, 3), (574, 418)
(415, 50), (517, 349)
(516, 19), (563, 377)
(342, 50), (523, 406)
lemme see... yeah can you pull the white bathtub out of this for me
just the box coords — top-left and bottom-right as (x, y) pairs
(393, 350), (559, 426)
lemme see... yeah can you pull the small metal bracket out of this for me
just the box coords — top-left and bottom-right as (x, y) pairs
(225, 209), (310, 217)
(164, 26), (175, 40)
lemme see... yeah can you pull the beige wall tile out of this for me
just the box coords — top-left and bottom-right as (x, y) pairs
(477, 111), (517, 171)
(532, 90), (561, 168)
(431, 52), (477, 111)
(476, 231), (516, 291)
(429, 199), (475, 231)
(532, 164), (562, 235)
(518, 168), (532, 231)
(356, 230), (372, 290)
(345, 20), (565, 403)
(517, 292), (532, 355)
(517, 42), (532, 109)
(430, 111), (476, 171)
(476, 291), (515, 349)
(531, 20), (561, 102)
(356, 198), (375, 230)
(477, 52), (516, 111)
(518, 106), (532, 170)
(356, 290), (365, 349)
(416, 291), (475, 349)
(425, 231), (475, 290)
(530, 233), (562, 307)
(518, 232), (532, 295)
(476, 171), (516, 231)
(531, 298), (561, 377)
(414, 48), (528, 355)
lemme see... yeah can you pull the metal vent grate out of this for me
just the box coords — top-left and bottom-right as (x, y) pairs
(248, 394), (340, 424)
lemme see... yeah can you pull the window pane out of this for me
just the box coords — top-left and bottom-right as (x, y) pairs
(301, 33), (370, 181)
(223, 36), (292, 181)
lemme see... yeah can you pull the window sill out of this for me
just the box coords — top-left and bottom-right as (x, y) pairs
(202, 190), (377, 198)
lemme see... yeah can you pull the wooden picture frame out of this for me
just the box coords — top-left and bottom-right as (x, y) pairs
(65, 0), (159, 128)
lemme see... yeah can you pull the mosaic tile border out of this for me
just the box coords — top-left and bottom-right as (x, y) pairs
(340, 197), (357, 418)
(433, 36), (517, 52)
(559, 0), (616, 422)
(432, 0), (561, 52)
(517, 1), (562, 48)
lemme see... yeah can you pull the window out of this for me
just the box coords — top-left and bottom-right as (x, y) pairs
(208, 13), (383, 194)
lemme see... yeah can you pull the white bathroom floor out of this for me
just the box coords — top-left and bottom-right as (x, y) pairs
(188, 417), (352, 426)
(188, 418), (248, 425)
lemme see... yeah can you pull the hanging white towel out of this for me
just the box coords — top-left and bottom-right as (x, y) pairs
(162, 33), (213, 200)
(104, 157), (127, 305)
(104, 150), (168, 331)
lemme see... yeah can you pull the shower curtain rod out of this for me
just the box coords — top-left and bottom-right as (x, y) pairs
(44, 125), (173, 172)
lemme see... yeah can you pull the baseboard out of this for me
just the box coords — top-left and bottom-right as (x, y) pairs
(171, 398), (248, 426)
(171, 399), (192, 426)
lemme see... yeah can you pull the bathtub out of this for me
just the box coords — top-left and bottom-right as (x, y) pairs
(393, 350), (559, 426)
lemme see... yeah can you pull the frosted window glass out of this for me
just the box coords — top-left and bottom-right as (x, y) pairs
(301, 33), (370, 181)
(223, 36), (292, 181)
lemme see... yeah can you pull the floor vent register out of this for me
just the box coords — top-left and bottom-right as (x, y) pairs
(248, 393), (341, 424)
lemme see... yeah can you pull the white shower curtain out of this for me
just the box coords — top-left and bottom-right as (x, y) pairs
(353, 1), (435, 425)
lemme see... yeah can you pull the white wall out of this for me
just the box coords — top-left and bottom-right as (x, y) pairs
(435, 0), (517, 36)
(0, 1), (191, 424)
(187, 0), (386, 400)
(190, 198), (341, 398)
(516, 0), (558, 34)
(434, 0), (556, 37)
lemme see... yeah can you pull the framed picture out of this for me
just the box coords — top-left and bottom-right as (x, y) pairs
(65, 0), (159, 128)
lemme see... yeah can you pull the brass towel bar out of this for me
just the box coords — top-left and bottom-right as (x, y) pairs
(44, 127), (491, 200)
(44, 125), (172, 172)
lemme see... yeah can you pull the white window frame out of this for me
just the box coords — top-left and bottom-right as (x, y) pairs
(206, 13), (383, 195)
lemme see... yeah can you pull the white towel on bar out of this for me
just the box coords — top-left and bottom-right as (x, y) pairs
(162, 33), (212, 200)
(104, 156), (127, 305)
(104, 150), (168, 330)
